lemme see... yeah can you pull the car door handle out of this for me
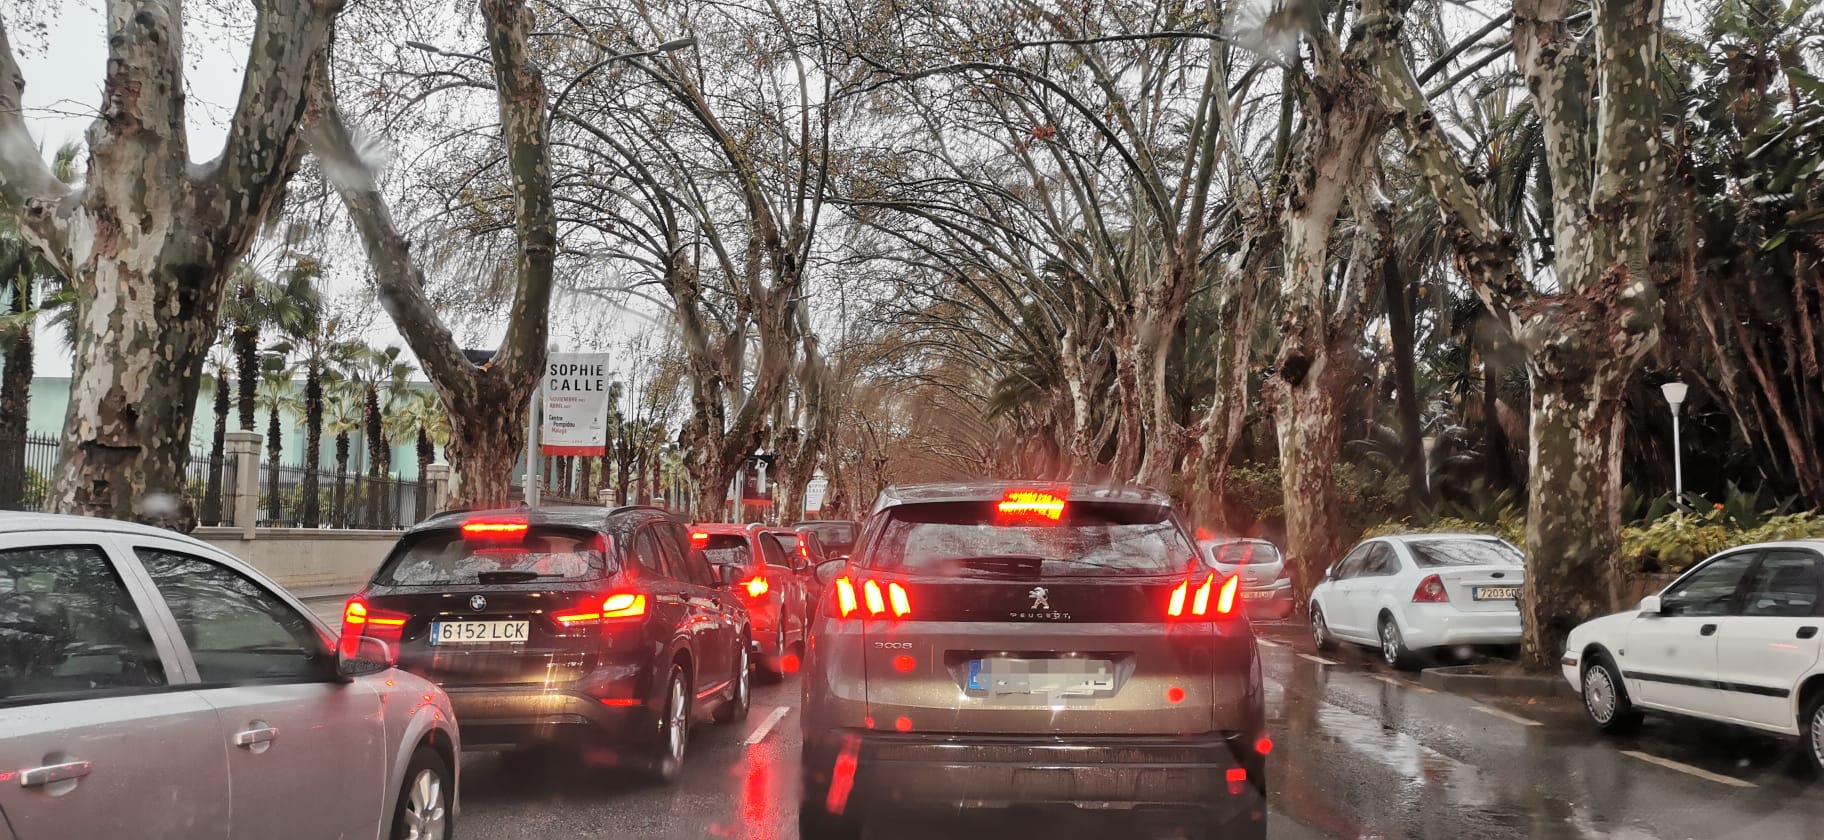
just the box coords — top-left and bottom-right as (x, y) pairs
(1700, 623), (1718, 636)
(1800, 626), (1819, 640)
(233, 727), (280, 747)
(19, 759), (92, 788)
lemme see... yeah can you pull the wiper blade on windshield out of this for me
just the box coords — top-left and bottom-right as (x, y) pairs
(476, 570), (545, 584)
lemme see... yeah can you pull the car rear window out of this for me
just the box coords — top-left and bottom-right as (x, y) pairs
(865, 501), (1197, 578)
(700, 534), (753, 569)
(379, 527), (613, 585)
(799, 522), (857, 550)
(1207, 541), (1281, 566)
(767, 534), (801, 565)
(1407, 539), (1523, 568)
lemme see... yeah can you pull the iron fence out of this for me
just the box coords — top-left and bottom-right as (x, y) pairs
(264, 461), (423, 530)
(0, 432), (58, 511)
(187, 449), (236, 526)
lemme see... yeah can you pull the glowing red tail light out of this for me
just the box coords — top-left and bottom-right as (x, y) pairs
(828, 576), (911, 619)
(743, 576), (770, 599)
(461, 518), (528, 538)
(554, 593), (649, 625)
(996, 489), (1065, 521)
(690, 531), (709, 548)
(342, 598), (408, 642)
(1166, 574), (1240, 618)
(1412, 574), (1449, 603)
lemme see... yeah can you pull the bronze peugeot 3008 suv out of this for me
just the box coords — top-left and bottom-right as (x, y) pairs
(799, 483), (1269, 839)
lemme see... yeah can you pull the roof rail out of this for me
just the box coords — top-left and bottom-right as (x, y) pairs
(607, 504), (686, 519)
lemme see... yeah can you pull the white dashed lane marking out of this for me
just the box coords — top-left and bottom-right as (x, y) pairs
(744, 705), (791, 746)
(1620, 750), (1756, 788)
(1471, 705), (1543, 726)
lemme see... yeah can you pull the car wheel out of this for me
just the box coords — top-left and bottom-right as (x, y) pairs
(1799, 690), (1824, 774)
(649, 664), (690, 783)
(1311, 604), (1337, 652)
(1581, 654), (1642, 734)
(715, 638), (752, 725)
(798, 800), (862, 840)
(391, 747), (453, 840)
(1379, 614), (1420, 671)
(758, 624), (788, 683)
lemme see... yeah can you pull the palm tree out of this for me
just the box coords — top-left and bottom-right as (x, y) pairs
(0, 142), (81, 509)
(222, 256), (319, 432)
(386, 389), (450, 520)
(201, 340), (234, 524)
(256, 358), (302, 523)
(324, 379), (365, 528)
(347, 346), (415, 525)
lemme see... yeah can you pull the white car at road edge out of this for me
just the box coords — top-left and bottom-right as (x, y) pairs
(1309, 533), (1526, 669)
(1561, 540), (1824, 772)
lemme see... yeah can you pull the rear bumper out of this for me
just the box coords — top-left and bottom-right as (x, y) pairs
(804, 731), (1265, 817)
(445, 685), (653, 747)
(1240, 580), (1294, 620)
(1399, 606), (1522, 649)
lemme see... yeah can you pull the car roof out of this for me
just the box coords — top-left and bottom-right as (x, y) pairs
(871, 481), (1170, 513)
(1378, 532), (1512, 544)
(0, 511), (220, 546)
(410, 504), (637, 534)
(692, 522), (758, 535)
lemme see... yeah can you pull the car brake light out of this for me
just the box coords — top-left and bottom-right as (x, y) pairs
(690, 531), (709, 548)
(996, 489), (1065, 521)
(796, 537), (810, 559)
(743, 576), (770, 598)
(555, 593), (649, 625)
(461, 518), (528, 538)
(833, 576), (858, 617)
(342, 598), (407, 641)
(828, 576), (911, 619)
(1413, 574), (1449, 603)
(1167, 574), (1239, 618)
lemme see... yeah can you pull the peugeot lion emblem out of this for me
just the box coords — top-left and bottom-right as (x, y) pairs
(1028, 587), (1050, 611)
(470, 595), (488, 611)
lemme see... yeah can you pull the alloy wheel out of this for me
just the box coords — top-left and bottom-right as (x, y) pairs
(1312, 609), (1328, 648)
(1811, 703), (1824, 770)
(667, 673), (689, 765)
(402, 768), (447, 840)
(735, 645), (751, 713)
(1380, 621), (1401, 666)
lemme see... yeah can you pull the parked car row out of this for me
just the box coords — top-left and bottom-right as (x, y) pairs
(1, 505), (863, 839)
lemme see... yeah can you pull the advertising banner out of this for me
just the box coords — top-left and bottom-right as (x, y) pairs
(541, 353), (613, 455)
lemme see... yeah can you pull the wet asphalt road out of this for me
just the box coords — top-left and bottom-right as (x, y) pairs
(303, 599), (1824, 838)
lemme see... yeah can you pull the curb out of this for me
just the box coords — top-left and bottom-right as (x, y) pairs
(1419, 664), (1577, 700)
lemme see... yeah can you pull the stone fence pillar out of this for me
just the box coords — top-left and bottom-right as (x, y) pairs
(423, 465), (452, 515)
(224, 431), (261, 539)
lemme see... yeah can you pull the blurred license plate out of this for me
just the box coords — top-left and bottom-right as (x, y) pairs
(1473, 586), (1520, 601)
(430, 620), (529, 645)
(1242, 590), (1274, 600)
(967, 658), (1114, 696)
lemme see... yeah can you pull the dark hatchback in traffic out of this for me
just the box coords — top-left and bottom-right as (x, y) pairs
(342, 505), (754, 781)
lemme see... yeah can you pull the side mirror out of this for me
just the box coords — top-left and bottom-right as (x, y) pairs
(1638, 595), (1664, 616)
(336, 635), (395, 679)
(815, 558), (846, 586)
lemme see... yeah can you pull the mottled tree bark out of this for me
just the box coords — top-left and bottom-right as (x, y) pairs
(1365, 0), (1666, 664)
(0, 1), (343, 528)
(307, 0), (553, 508)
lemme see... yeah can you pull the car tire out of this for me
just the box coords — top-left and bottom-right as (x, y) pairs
(1311, 604), (1337, 652)
(390, 747), (454, 840)
(798, 800), (862, 840)
(715, 638), (752, 725)
(648, 664), (691, 784)
(1798, 689), (1824, 774)
(1379, 614), (1421, 671)
(1581, 654), (1643, 734)
(758, 624), (788, 683)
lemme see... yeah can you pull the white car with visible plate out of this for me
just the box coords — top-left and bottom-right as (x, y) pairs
(1308, 534), (1526, 669)
(1561, 540), (1824, 772)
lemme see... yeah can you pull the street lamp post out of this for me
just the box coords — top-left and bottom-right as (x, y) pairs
(1661, 381), (1688, 502)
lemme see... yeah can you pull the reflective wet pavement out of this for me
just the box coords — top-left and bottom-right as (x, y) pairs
(326, 591), (1821, 839)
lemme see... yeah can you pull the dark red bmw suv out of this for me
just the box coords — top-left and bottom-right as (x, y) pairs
(343, 505), (753, 782)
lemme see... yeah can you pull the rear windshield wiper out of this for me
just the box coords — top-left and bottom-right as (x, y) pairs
(475, 571), (549, 584)
(947, 554), (1050, 577)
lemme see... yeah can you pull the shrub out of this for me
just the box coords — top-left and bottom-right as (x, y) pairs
(1619, 510), (1824, 574)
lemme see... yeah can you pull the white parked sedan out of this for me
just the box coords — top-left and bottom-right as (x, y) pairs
(1309, 534), (1526, 669)
(1561, 540), (1824, 772)
(0, 512), (459, 840)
